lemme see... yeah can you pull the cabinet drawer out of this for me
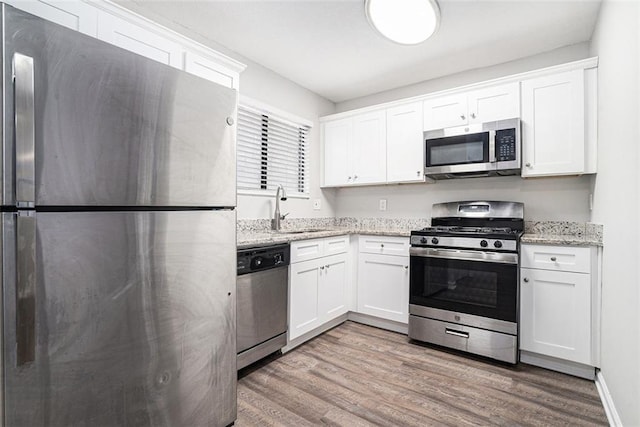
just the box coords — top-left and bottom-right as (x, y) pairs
(521, 244), (591, 273)
(323, 235), (349, 256)
(358, 235), (409, 256)
(290, 238), (324, 263)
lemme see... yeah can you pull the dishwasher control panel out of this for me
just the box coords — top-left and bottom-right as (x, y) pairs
(237, 243), (290, 275)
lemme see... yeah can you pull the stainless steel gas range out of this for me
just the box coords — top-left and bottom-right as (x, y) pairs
(408, 201), (524, 364)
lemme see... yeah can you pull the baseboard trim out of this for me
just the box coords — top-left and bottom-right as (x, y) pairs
(519, 351), (596, 380)
(348, 312), (408, 334)
(283, 314), (348, 353)
(595, 370), (623, 426)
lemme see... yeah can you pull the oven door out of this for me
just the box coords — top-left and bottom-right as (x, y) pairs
(409, 247), (518, 323)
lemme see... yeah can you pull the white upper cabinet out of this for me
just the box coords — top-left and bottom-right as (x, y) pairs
(184, 52), (238, 90)
(521, 70), (586, 177)
(7, 0), (245, 89)
(322, 118), (352, 187)
(423, 82), (520, 131)
(467, 83), (520, 124)
(322, 110), (386, 187)
(97, 12), (184, 68)
(386, 102), (425, 183)
(351, 110), (387, 185)
(422, 93), (467, 130)
(5, 0), (98, 35)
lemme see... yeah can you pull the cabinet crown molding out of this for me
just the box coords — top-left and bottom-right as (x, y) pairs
(321, 57), (598, 122)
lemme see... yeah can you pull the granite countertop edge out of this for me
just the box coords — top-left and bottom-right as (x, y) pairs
(237, 228), (410, 248)
(238, 229), (603, 249)
(521, 233), (603, 247)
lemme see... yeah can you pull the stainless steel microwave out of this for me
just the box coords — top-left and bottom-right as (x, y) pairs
(424, 118), (521, 179)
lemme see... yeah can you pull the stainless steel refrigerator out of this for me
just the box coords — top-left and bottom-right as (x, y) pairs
(1, 5), (237, 426)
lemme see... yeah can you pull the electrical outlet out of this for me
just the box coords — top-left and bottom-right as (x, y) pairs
(379, 199), (387, 211)
(313, 199), (321, 210)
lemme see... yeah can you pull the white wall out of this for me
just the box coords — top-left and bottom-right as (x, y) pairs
(335, 176), (592, 221)
(235, 61), (336, 220)
(589, 1), (640, 425)
(332, 45), (594, 222)
(336, 43), (591, 113)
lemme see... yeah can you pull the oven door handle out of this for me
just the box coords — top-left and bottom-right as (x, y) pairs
(409, 247), (518, 265)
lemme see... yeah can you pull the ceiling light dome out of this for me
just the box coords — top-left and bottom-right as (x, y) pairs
(365, 0), (440, 45)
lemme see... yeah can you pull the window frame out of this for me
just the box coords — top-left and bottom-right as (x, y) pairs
(236, 96), (313, 199)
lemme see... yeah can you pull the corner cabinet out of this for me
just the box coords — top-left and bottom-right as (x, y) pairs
(519, 244), (600, 379)
(5, 0), (245, 90)
(322, 101), (425, 187)
(521, 68), (597, 177)
(356, 236), (410, 324)
(289, 236), (350, 341)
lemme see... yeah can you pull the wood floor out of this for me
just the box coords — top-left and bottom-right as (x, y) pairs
(236, 321), (608, 426)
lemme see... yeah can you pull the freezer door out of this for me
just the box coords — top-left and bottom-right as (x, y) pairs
(2, 5), (237, 208)
(2, 210), (237, 426)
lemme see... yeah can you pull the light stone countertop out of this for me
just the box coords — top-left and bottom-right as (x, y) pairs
(237, 227), (411, 249)
(236, 218), (604, 248)
(521, 233), (603, 247)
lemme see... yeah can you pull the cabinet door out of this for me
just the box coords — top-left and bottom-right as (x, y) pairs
(351, 111), (387, 185)
(521, 70), (585, 177)
(97, 12), (184, 68)
(289, 260), (321, 340)
(322, 118), (352, 187)
(5, 0), (98, 35)
(520, 268), (591, 364)
(467, 83), (520, 124)
(386, 102), (425, 183)
(319, 254), (349, 321)
(423, 93), (467, 130)
(184, 51), (238, 89)
(357, 253), (409, 323)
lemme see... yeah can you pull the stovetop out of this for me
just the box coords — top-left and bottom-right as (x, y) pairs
(414, 226), (521, 237)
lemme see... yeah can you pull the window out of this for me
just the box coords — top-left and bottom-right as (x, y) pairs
(237, 98), (311, 197)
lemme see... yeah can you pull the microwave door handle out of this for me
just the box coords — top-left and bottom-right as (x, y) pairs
(489, 130), (496, 163)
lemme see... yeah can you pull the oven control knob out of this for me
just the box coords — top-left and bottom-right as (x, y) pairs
(254, 257), (262, 266)
(480, 240), (488, 248)
(431, 237), (439, 245)
(494, 240), (503, 249)
(420, 237), (428, 244)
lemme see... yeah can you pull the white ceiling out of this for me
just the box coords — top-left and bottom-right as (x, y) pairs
(115, 0), (602, 103)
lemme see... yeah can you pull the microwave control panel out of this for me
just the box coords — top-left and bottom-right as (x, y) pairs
(495, 128), (517, 162)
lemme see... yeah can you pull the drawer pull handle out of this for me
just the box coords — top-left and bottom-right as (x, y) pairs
(404, 265), (409, 270)
(445, 328), (469, 339)
(550, 257), (557, 262)
(523, 277), (529, 283)
(381, 244), (384, 248)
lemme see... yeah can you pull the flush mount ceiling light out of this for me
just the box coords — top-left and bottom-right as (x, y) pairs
(365, 0), (440, 45)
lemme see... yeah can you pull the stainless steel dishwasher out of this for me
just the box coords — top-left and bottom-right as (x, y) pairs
(236, 243), (290, 370)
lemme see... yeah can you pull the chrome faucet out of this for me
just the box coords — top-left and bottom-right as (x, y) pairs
(271, 184), (289, 231)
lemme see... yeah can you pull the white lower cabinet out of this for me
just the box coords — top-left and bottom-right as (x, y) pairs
(289, 237), (349, 341)
(519, 244), (599, 377)
(356, 236), (410, 324)
(520, 268), (591, 364)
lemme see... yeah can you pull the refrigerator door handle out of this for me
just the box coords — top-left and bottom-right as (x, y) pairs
(13, 53), (36, 208)
(16, 210), (37, 366)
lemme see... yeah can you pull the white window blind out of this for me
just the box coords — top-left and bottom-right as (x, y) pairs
(237, 101), (310, 196)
